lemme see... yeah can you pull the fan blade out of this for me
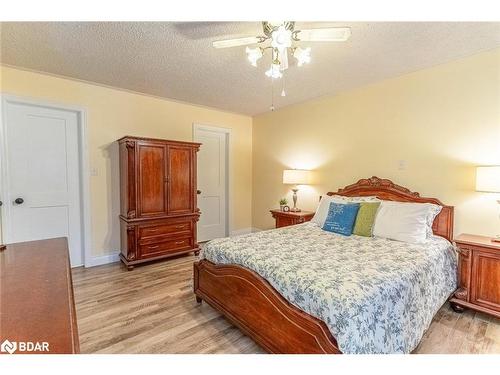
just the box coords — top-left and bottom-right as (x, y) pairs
(212, 36), (263, 49)
(280, 49), (288, 71)
(295, 27), (351, 42)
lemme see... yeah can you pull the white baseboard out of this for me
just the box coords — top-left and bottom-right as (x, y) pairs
(84, 228), (263, 267)
(230, 227), (262, 236)
(230, 227), (252, 236)
(85, 252), (120, 267)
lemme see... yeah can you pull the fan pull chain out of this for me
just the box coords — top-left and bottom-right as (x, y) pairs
(270, 77), (275, 111)
(270, 49), (275, 111)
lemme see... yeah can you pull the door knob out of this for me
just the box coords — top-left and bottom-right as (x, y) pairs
(14, 198), (24, 204)
(197, 190), (202, 195)
(0, 200), (2, 206)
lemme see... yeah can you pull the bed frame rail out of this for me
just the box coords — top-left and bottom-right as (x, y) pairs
(194, 259), (341, 354)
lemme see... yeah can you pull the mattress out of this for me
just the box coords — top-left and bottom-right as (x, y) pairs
(200, 222), (457, 353)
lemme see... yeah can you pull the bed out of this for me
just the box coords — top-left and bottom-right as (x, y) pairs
(193, 176), (456, 354)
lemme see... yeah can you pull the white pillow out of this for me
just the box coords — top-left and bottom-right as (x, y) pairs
(311, 195), (346, 226)
(373, 201), (437, 243)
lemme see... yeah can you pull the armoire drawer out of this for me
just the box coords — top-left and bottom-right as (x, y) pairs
(138, 231), (193, 246)
(139, 236), (193, 258)
(138, 220), (192, 239)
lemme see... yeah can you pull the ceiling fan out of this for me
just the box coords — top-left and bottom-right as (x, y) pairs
(212, 22), (351, 78)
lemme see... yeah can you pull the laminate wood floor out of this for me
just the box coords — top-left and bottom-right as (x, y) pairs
(72, 255), (500, 354)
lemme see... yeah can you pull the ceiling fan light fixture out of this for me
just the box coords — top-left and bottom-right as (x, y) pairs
(246, 47), (263, 67)
(294, 47), (311, 67)
(212, 22), (350, 110)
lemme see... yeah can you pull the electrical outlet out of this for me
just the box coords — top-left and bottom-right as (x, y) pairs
(90, 167), (98, 176)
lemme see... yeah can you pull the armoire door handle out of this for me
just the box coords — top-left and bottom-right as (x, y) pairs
(14, 198), (24, 205)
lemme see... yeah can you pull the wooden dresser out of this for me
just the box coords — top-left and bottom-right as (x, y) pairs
(0, 238), (80, 354)
(270, 209), (315, 228)
(118, 136), (201, 270)
(450, 234), (500, 318)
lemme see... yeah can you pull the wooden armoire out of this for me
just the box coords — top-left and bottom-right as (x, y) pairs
(118, 136), (201, 270)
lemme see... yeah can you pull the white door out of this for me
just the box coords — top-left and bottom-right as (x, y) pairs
(194, 126), (228, 242)
(2, 100), (84, 266)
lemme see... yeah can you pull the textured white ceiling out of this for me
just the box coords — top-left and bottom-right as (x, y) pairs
(1, 22), (499, 115)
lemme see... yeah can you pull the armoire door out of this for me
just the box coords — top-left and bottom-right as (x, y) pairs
(137, 142), (168, 217)
(167, 145), (194, 214)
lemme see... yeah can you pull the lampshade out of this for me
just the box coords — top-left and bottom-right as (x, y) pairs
(476, 166), (500, 192)
(283, 169), (310, 185)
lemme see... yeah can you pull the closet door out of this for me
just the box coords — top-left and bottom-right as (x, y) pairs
(167, 145), (194, 214)
(137, 141), (168, 217)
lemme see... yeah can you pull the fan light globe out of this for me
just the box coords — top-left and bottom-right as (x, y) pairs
(245, 47), (263, 67)
(294, 47), (311, 67)
(265, 63), (283, 79)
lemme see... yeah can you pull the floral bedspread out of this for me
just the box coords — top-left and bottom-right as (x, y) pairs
(200, 222), (457, 354)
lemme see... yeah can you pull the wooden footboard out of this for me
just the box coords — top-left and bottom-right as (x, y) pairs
(193, 259), (341, 354)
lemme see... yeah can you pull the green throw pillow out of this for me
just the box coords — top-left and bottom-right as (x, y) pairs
(352, 202), (381, 237)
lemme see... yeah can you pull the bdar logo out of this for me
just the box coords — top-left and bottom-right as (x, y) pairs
(1, 339), (17, 354)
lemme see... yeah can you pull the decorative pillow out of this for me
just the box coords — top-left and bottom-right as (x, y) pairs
(311, 195), (347, 226)
(322, 202), (360, 236)
(352, 202), (381, 237)
(372, 201), (434, 243)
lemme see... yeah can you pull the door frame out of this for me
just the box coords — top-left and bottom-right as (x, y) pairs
(192, 123), (231, 238)
(0, 93), (92, 267)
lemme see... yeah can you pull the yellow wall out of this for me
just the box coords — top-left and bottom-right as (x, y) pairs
(253, 49), (500, 236)
(0, 66), (253, 257)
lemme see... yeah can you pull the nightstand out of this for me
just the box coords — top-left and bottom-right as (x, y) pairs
(449, 234), (500, 318)
(270, 209), (314, 228)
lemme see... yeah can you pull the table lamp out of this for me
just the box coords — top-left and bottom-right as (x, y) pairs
(476, 166), (500, 242)
(283, 169), (310, 212)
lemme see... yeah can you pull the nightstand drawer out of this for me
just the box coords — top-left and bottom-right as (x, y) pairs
(270, 209), (314, 229)
(276, 216), (296, 228)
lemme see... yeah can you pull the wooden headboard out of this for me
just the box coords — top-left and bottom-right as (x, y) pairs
(327, 176), (454, 242)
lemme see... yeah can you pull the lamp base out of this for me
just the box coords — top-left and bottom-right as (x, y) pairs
(290, 188), (301, 212)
